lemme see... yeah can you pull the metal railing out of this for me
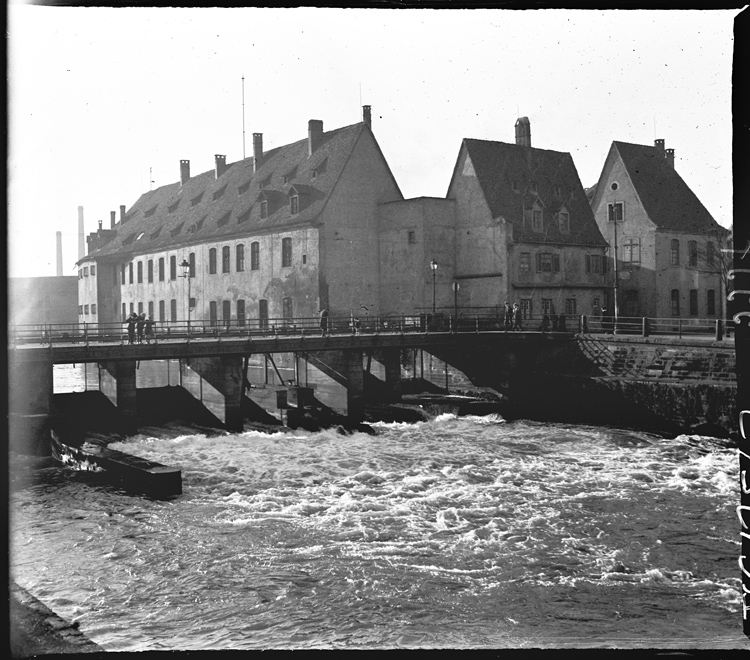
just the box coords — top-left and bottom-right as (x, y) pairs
(8, 312), (734, 348)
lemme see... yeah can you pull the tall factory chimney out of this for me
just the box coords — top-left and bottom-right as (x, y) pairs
(78, 206), (85, 259)
(56, 231), (63, 276)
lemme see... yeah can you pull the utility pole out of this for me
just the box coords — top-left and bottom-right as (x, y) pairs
(242, 75), (246, 160)
(612, 206), (620, 332)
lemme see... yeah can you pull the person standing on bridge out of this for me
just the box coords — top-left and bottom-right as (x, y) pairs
(144, 316), (154, 344)
(512, 303), (523, 331)
(503, 302), (512, 332)
(125, 312), (138, 345)
(136, 313), (146, 344)
(319, 308), (329, 336)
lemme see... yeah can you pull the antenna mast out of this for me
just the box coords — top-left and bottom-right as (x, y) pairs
(242, 75), (246, 160)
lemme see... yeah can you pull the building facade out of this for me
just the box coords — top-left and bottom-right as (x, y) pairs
(589, 139), (729, 320)
(445, 118), (609, 322)
(78, 107), (404, 327)
(10, 277), (78, 327)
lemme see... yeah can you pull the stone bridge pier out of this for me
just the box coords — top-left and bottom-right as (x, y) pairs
(180, 356), (244, 431)
(99, 360), (138, 435)
(8, 354), (53, 456)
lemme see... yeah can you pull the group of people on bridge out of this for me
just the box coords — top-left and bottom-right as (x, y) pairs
(125, 312), (154, 345)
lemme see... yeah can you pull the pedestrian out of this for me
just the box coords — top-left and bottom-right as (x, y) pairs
(319, 308), (329, 336)
(552, 314), (559, 332)
(540, 314), (550, 333)
(144, 316), (154, 344)
(125, 312), (137, 345)
(136, 313), (145, 344)
(558, 313), (566, 332)
(503, 302), (512, 331)
(512, 303), (523, 331)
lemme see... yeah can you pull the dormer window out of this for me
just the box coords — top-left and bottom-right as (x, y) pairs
(532, 208), (543, 232)
(136, 232), (145, 241)
(312, 158), (327, 179)
(150, 227), (162, 240)
(217, 211), (231, 227)
(168, 200), (180, 214)
(213, 185), (227, 201)
(170, 222), (184, 237)
(557, 208), (570, 234)
(144, 206), (157, 218)
(290, 194), (299, 216)
(530, 181), (538, 194)
(260, 200), (268, 219)
(237, 208), (251, 224)
(238, 180), (251, 195)
(259, 173), (272, 189)
(283, 167), (297, 184)
(191, 192), (204, 207)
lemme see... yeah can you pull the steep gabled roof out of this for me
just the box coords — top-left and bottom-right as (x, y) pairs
(612, 141), (721, 233)
(461, 139), (607, 246)
(89, 122), (366, 260)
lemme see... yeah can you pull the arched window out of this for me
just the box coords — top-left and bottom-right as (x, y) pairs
(670, 239), (680, 266)
(222, 246), (231, 273)
(236, 244), (245, 272)
(209, 248), (217, 274)
(251, 241), (260, 270)
(282, 237), (292, 267)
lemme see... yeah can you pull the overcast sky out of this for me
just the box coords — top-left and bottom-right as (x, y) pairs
(8, 6), (738, 279)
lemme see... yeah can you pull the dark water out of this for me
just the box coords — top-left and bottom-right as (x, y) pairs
(8, 366), (749, 650)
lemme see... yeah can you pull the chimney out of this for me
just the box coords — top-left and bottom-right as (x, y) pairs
(515, 117), (531, 147)
(654, 139), (665, 155)
(119, 205), (126, 225)
(78, 206), (85, 260)
(665, 148), (675, 168)
(363, 105), (372, 129)
(215, 154), (227, 179)
(56, 231), (63, 277)
(253, 133), (263, 173)
(98, 220), (103, 230)
(110, 211), (116, 229)
(308, 119), (323, 156)
(180, 159), (190, 185)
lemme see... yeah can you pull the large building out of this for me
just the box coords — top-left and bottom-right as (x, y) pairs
(589, 139), (729, 319)
(79, 107), (404, 327)
(445, 118), (609, 322)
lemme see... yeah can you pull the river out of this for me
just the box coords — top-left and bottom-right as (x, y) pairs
(8, 366), (749, 650)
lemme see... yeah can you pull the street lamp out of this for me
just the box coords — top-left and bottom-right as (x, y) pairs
(430, 259), (438, 314)
(180, 259), (191, 333)
(452, 280), (460, 321)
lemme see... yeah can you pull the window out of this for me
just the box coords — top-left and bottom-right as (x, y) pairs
(593, 297), (600, 315)
(565, 299), (577, 316)
(170, 255), (177, 280)
(237, 300), (246, 327)
(532, 209), (543, 232)
(251, 242), (260, 270)
(259, 299), (269, 330)
(282, 237), (292, 267)
(689, 289), (698, 316)
(159, 300), (165, 322)
(608, 202), (623, 222)
(585, 254), (604, 274)
(138, 302), (143, 315)
(170, 299), (177, 322)
(536, 252), (560, 274)
(260, 200), (268, 219)
(147, 260), (154, 283)
(209, 301), (218, 327)
(623, 290), (638, 317)
(622, 238), (641, 265)
(129, 262), (134, 284)
(671, 239), (680, 265)
(512, 180), (519, 192)
(222, 246), (231, 273)
(236, 244), (245, 272)
(302, 254), (307, 264)
(121, 264), (126, 284)
(670, 289), (680, 316)
(148, 301), (154, 319)
(290, 195), (299, 215)
(90, 266), (96, 276)
(78, 305), (83, 315)
(189, 252), (196, 277)
(159, 258), (165, 281)
(688, 240), (698, 267)
(209, 248), (217, 274)
(217, 212), (230, 227)
(130, 302), (134, 315)
(520, 299), (532, 320)
(408, 230), (416, 244)
(122, 303), (126, 320)
(706, 241), (715, 268)
(189, 297), (196, 309)
(91, 304), (97, 315)
(84, 267), (89, 277)
(137, 261), (143, 283)
(542, 299), (553, 315)
(519, 253), (531, 273)
(558, 212), (570, 233)
(282, 297), (293, 321)
(222, 300), (231, 328)
(707, 289), (716, 315)
(84, 304), (89, 315)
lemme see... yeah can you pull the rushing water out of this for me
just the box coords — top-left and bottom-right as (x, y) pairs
(9, 368), (749, 650)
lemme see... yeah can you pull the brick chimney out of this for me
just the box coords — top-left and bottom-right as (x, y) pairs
(654, 139), (665, 155)
(120, 205), (126, 224)
(110, 211), (116, 229)
(308, 120), (323, 156)
(215, 154), (227, 179)
(180, 159), (190, 185)
(515, 117), (531, 147)
(78, 206), (85, 260)
(665, 148), (675, 168)
(253, 133), (263, 173)
(56, 231), (63, 277)
(363, 105), (372, 129)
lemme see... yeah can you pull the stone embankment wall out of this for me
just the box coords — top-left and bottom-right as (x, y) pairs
(512, 335), (737, 435)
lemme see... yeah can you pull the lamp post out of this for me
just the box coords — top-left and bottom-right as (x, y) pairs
(180, 259), (191, 334)
(452, 281), (460, 323)
(430, 259), (438, 314)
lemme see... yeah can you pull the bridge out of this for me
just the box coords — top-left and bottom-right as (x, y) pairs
(9, 312), (732, 458)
